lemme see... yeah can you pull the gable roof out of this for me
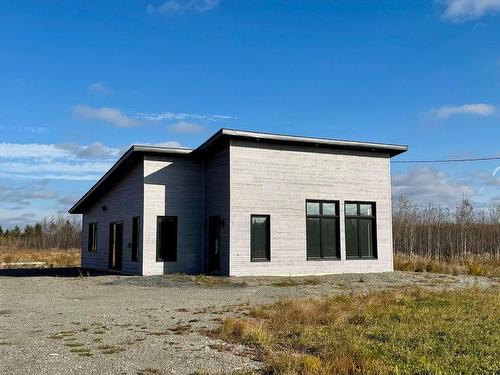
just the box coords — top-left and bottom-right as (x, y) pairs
(69, 129), (407, 214)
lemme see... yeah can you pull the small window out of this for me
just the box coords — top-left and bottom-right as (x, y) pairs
(156, 216), (177, 262)
(131, 217), (140, 262)
(251, 215), (270, 261)
(345, 202), (377, 259)
(306, 201), (340, 260)
(88, 222), (97, 252)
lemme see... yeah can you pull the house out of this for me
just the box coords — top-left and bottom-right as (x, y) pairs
(69, 129), (407, 276)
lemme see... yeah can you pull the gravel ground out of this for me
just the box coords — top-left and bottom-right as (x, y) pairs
(0, 270), (498, 375)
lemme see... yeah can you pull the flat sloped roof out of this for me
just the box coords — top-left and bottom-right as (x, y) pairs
(69, 129), (407, 213)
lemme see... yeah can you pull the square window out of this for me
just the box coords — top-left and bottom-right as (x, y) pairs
(322, 203), (336, 216)
(306, 202), (320, 215)
(345, 203), (358, 216)
(359, 204), (372, 216)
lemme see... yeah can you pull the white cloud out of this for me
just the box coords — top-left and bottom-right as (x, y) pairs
(147, 0), (220, 14)
(392, 167), (475, 204)
(25, 126), (47, 134)
(429, 103), (496, 119)
(136, 111), (235, 122)
(0, 184), (58, 205)
(73, 105), (140, 127)
(55, 142), (121, 159)
(0, 142), (120, 181)
(168, 121), (205, 134)
(133, 140), (183, 148)
(88, 82), (111, 94)
(439, 0), (500, 21)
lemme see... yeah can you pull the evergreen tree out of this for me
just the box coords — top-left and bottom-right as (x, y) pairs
(0, 225), (3, 237)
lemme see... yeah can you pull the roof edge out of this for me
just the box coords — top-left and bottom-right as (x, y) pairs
(197, 128), (408, 156)
(68, 145), (192, 214)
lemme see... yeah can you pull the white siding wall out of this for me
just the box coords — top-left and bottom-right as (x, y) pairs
(229, 140), (394, 276)
(142, 156), (203, 276)
(81, 160), (144, 274)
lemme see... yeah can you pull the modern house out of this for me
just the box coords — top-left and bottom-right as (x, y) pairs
(69, 129), (407, 276)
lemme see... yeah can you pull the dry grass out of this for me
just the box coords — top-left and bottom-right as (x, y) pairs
(0, 247), (80, 267)
(271, 277), (321, 287)
(216, 289), (500, 374)
(394, 253), (500, 277)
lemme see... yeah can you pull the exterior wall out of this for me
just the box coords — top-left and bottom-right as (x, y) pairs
(229, 140), (394, 276)
(203, 144), (230, 275)
(143, 155), (203, 276)
(81, 160), (144, 274)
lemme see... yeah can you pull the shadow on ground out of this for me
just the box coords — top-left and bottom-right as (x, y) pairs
(0, 267), (120, 277)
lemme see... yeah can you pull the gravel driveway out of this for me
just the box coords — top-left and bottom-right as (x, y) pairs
(0, 270), (498, 375)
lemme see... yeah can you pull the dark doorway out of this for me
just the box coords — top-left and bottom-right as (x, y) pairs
(108, 222), (123, 271)
(208, 216), (221, 275)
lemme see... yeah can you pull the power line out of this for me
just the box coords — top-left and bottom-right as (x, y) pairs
(392, 156), (500, 164)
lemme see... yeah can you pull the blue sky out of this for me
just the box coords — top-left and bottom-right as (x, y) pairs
(0, 0), (499, 228)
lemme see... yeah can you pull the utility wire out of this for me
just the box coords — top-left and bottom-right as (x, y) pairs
(392, 156), (500, 164)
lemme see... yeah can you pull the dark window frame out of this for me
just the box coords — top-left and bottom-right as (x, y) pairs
(250, 214), (271, 262)
(345, 201), (377, 259)
(88, 222), (97, 252)
(305, 200), (341, 260)
(156, 216), (178, 262)
(131, 216), (140, 262)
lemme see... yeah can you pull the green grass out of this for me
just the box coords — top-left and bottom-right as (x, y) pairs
(216, 288), (500, 374)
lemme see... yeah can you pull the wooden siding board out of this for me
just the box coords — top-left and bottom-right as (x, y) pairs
(229, 140), (394, 276)
(81, 160), (144, 274)
(142, 156), (203, 275)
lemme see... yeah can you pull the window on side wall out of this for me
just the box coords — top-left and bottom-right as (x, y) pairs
(306, 201), (340, 260)
(251, 215), (270, 261)
(156, 216), (177, 262)
(131, 217), (140, 262)
(345, 202), (377, 259)
(88, 222), (97, 252)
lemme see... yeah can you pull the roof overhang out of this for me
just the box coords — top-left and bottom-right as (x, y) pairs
(68, 145), (192, 214)
(195, 129), (408, 157)
(69, 129), (408, 214)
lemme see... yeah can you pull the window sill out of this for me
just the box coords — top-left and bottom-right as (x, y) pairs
(307, 257), (341, 261)
(346, 256), (378, 260)
(251, 258), (270, 262)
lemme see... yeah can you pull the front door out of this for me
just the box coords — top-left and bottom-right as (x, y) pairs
(208, 216), (221, 275)
(108, 222), (123, 271)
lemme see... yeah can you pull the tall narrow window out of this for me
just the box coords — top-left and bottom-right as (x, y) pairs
(345, 202), (377, 258)
(306, 201), (340, 259)
(88, 222), (97, 252)
(156, 216), (177, 262)
(251, 215), (270, 261)
(131, 217), (140, 262)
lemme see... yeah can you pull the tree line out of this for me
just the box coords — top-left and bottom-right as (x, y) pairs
(1, 197), (499, 258)
(0, 215), (81, 250)
(393, 195), (500, 260)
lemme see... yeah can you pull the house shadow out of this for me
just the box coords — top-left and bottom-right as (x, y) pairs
(0, 267), (119, 278)
(144, 157), (205, 275)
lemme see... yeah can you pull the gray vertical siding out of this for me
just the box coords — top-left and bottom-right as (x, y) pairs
(142, 155), (203, 276)
(229, 140), (394, 276)
(203, 144), (231, 275)
(81, 160), (144, 274)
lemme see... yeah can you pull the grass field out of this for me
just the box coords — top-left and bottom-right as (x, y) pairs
(217, 289), (500, 375)
(0, 247), (80, 267)
(394, 253), (500, 277)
